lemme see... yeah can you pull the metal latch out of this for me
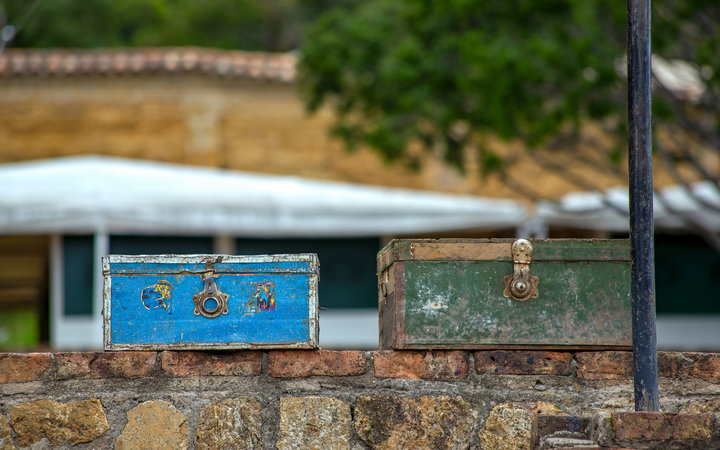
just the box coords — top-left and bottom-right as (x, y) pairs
(193, 271), (229, 318)
(503, 239), (539, 301)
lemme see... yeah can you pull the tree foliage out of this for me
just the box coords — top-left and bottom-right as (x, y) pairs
(3, 0), (718, 188)
(298, 0), (720, 177)
(1, 0), (336, 51)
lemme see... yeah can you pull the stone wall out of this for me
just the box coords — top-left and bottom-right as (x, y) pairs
(0, 76), (497, 197)
(1, 350), (719, 449)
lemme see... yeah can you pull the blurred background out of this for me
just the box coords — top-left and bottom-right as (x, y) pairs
(0, 0), (718, 351)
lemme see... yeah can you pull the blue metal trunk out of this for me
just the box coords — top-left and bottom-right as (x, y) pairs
(102, 254), (319, 350)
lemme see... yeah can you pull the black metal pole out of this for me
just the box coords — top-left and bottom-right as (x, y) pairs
(627, 0), (659, 411)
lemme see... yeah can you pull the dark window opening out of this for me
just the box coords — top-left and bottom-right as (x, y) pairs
(654, 234), (720, 314)
(62, 235), (94, 316)
(236, 238), (380, 309)
(612, 232), (720, 314)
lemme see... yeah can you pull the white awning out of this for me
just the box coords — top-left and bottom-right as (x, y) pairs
(0, 156), (526, 236)
(537, 182), (720, 232)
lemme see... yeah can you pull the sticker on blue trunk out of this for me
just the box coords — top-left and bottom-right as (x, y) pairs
(140, 280), (173, 311)
(249, 281), (276, 312)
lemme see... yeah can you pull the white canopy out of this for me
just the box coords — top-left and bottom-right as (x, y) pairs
(0, 156), (527, 237)
(537, 182), (720, 232)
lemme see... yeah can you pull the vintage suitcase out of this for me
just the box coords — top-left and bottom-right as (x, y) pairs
(378, 239), (631, 350)
(103, 254), (319, 350)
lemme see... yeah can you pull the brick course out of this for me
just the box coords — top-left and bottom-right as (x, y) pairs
(57, 352), (158, 379)
(612, 411), (715, 442)
(373, 350), (469, 379)
(0, 350), (718, 382)
(575, 351), (632, 380)
(268, 350), (366, 378)
(534, 412), (719, 448)
(679, 352), (720, 382)
(475, 350), (572, 375)
(161, 351), (262, 376)
(575, 351), (681, 380)
(0, 353), (52, 383)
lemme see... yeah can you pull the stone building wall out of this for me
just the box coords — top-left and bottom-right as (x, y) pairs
(1, 350), (719, 449)
(0, 75), (495, 197)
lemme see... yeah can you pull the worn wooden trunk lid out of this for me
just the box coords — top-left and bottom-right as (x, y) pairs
(378, 239), (631, 350)
(103, 254), (319, 350)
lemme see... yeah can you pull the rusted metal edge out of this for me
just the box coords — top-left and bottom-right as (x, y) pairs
(393, 262), (406, 350)
(376, 240), (399, 274)
(104, 254), (320, 276)
(106, 253), (320, 265)
(103, 253), (320, 272)
(308, 273), (319, 347)
(378, 267), (396, 350)
(402, 329), (632, 349)
(102, 275), (112, 351)
(394, 344), (633, 351)
(104, 341), (318, 351)
(378, 267), (391, 349)
(377, 239), (630, 272)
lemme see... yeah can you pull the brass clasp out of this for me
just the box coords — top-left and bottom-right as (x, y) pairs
(193, 271), (229, 318)
(503, 239), (539, 301)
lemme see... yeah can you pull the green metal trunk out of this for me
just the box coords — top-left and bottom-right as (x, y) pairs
(377, 239), (631, 350)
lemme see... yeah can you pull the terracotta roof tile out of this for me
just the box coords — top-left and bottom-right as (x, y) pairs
(0, 47), (297, 82)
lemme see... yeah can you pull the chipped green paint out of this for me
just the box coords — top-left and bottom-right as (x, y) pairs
(379, 239), (631, 349)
